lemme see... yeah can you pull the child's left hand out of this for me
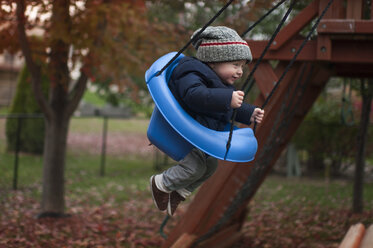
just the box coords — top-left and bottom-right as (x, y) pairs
(250, 108), (265, 123)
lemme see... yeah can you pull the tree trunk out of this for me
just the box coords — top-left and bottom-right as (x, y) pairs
(39, 113), (70, 216)
(353, 79), (373, 213)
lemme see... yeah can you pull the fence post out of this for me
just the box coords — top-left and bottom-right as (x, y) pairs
(13, 117), (22, 190)
(100, 116), (108, 177)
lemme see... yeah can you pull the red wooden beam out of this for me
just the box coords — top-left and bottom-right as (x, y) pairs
(248, 40), (317, 61)
(332, 40), (373, 64)
(346, 0), (363, 19)
(335, 64), (373, 77)
(318, 0), (345, 20)
(318, 20), (373, 33)
(248, 39), (373, 64)
(328, 0), (345, 19)
(317, 35), (332, 61)
(270, 0), (319, 51)
(249, 61), (279, 98)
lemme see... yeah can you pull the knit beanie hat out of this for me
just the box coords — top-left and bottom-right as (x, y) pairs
(191, 26), (252, 63)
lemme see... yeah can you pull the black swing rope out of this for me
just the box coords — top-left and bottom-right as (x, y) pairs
(224, 0), (296, 160)
(192, 0), (335, 246)
(155, 0), (235, 77)
(240, 0), (287, 38)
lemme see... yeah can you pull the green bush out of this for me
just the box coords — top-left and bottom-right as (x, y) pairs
(6, 65), (48, 154)
(292, 92), (360, 176)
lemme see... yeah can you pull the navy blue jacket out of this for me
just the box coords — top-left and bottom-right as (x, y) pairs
(168, 57), (255, 131)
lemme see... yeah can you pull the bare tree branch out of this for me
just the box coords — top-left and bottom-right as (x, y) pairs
(66, 70), (88, 118)
(16, 0), (53, 120)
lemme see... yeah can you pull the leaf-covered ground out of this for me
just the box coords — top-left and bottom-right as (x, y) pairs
(1, 190), (168, 248)
(1, 119), (372, 247)
(1, 188), (372, 248)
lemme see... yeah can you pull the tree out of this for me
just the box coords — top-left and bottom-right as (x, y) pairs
(353, 78), (373, 213)
(0, 0), (185, 217)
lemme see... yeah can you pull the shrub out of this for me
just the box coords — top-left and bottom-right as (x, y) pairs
(5, 65), (48, 154)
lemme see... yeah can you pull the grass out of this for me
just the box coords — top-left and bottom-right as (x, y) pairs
(69, 117), (149, 134)
(64, 154), (154, 206)
(253, 175), (373, 211)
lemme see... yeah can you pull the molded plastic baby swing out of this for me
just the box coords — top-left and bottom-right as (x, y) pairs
(146, 52), (257, 162)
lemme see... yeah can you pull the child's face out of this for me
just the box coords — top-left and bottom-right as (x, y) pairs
(209, 60), (246, 85)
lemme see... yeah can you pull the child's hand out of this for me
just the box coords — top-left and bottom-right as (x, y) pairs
(250, 108), (265, 123)
(231, 90), (244, 108)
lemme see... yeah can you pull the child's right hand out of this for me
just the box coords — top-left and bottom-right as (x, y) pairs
(231, 90), (244, 108)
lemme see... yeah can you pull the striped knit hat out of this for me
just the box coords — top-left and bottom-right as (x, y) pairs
(191, 26), (252, 63)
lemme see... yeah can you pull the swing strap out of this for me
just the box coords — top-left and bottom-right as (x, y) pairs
(225, 0), (296, 160)
(159, 215), (170, 239)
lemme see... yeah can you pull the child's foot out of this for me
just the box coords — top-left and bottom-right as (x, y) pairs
(167, 191), (185, 216)
(150, 175), (169, 211)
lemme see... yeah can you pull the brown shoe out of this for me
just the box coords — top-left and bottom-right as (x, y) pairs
(150, 175), (169, 211)
(167, 191), (185, 216)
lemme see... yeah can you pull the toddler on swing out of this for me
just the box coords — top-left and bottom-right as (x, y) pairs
(150, 26), (264, 216)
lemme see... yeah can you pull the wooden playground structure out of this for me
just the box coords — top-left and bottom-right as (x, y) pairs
(162, 0), (373, 247)
(339, 223), (373, 248)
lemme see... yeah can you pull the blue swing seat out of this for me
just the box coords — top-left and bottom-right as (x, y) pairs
(146, 52), (258, 162)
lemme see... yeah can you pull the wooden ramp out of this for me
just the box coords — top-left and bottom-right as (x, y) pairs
(163, 0), (373, 247)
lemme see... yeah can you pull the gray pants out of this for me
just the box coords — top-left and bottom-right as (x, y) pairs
(162, 148), (218, 192)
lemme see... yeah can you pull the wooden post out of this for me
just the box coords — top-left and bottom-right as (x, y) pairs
(346, 0), (363, 19)
(360, 224), (373, 248)
(339, 223), (365, 248)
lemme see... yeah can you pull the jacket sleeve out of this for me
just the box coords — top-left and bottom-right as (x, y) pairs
(235, 102), (256, 126)
(175, 72), (234, 114)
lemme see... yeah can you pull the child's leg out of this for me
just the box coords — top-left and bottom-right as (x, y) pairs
(151, 148), (217, 216)
(184, 155), (218, 192)
(162, 148), (207, 192)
